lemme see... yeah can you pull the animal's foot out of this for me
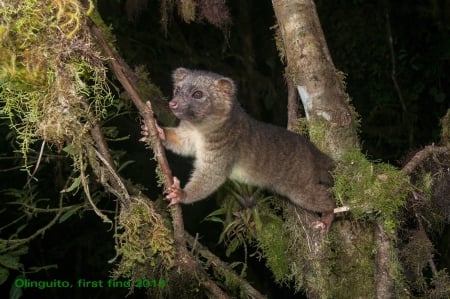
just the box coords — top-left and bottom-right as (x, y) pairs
(165, 177), (186, 206)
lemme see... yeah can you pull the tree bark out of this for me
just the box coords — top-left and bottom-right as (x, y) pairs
(375, 221), (395, 299)
(272, 0), (359, 159)
(271, 1), (368, 298)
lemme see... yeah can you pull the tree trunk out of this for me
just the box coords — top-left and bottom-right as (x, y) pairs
(272, 0), (359, 159)
(272, 1), (399, 298)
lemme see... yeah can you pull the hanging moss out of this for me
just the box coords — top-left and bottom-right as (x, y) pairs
(0, 0), (113, 169)
(254, 207), (290, 284)
(111, 196), (175, 280)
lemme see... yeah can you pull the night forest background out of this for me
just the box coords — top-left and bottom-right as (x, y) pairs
(0, 0), (449, 298)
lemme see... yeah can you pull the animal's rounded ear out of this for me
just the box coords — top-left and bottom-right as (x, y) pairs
(215, 78), (235, 96)
(173, 68), (189, 83)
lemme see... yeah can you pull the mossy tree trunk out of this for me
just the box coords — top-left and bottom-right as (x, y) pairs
(272, 0), (359, 159)
(272, 0), (398, 298)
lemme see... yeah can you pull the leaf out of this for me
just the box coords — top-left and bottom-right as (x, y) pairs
(0, 254), (21, 270)
(59, 206), (82, 223)
(117, 160), (135, 172)
(62, 177), (81, 193)
(204, 216), (224, 224)
(28, 264), (58, 272)
(0, 267), (9, 285)
(62, 144), (76, 155)
(225, 238), (241, 257)
(14, 224), (27, 236)
(10, 246), (28, 257)
(9, 278), (23, 299)
(203, 207), (226, 223)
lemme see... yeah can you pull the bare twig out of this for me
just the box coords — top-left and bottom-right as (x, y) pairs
(385, 5), (414, 147)
(385, 10), (406, 114)
(402, 145), (450, 175)
(0, 190), (66, 253)
(27, 140), (46, 185)
(79, 152), (113, 225)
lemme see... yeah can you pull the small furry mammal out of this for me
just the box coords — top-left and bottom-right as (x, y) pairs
(141, 68), (336, 229)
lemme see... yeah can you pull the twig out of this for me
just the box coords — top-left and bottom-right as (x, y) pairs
(94, 150), (128, 202)
(185, 233), (266, 299)
(26, 140), (46, 186)
(0, 191), (66, 253)
(385, 10), (406, 114)
(402, 145), (450, 175)
(79, 152), (113, 225)
(385, 5), (414, 147)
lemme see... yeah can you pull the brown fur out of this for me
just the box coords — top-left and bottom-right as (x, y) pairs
(159, 68), (336, 224)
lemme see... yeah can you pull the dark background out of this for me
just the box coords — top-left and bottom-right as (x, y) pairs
(1, 0), (449, 298)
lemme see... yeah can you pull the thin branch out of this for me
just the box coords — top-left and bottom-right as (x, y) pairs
(0, 191), (65, 253)
(385, 5), (414, 147)
(87, 19), (186, 246)
(402, 145), (450, 175)
(385, 10), (407, 114)
(26, 140), (45, 186)
(79, 151), (113, 225)
(185, 233), (266, 299)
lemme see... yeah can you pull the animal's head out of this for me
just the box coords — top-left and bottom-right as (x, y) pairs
(169, 68), (236, 124)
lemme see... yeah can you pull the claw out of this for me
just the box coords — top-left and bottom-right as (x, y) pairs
(164, 177), (185, 206)
(139, 120), (165, 142)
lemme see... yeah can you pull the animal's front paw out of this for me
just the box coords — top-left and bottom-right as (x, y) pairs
(139, 120), (165, 142)
(155, 121), (165, 140)
(165, 177), (186, 206)
(311, 220), (327, 231)
(139, 123), (149, 142)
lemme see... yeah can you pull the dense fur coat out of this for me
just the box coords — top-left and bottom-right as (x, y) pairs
(151, 68), (336, 225)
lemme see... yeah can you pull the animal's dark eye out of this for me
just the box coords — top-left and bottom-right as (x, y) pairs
(192, 90), (203, 99)
(174, 86), (180, 95)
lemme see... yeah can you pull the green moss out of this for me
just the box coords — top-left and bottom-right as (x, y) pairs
(333, 150), (411, 231)
(330, 222), (376, 298)
(112, 197), (175, 279)
(255, 210), (290, 283)
(308, 116), (329, 153)
(207, 182), (290, 284)
(0, 0), (113, 170)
